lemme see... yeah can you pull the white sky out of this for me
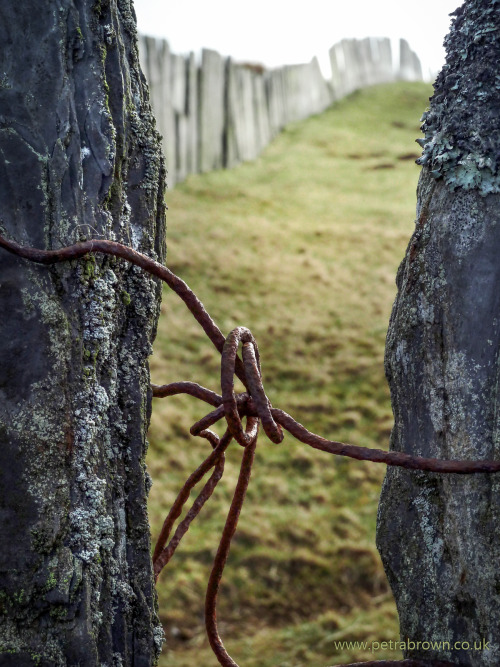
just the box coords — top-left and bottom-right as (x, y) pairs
(132, 0), (462, 80)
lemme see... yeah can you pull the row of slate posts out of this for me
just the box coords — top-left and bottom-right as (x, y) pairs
(138, 36), (423, 189)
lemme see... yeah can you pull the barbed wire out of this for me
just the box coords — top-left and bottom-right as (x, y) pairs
(0, 231), (493, 667)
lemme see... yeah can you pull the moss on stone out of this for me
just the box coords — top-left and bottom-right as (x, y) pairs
(121, 290), (131, 305)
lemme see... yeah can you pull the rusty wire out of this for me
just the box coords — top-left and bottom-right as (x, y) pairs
(1, 232), (497, 667)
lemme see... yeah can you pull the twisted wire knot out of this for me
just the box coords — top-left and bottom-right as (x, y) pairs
(221, 326), (283, 446)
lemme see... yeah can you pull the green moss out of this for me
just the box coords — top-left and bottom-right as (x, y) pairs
(44, 570), (57, 593)
(83, 347), (99, 365)
(49, 606), (68, 621)
(98, 43), (111, 114)
(12, 590), (25, 605)
(103, 175), (122, 211)
(121, 290), (131, 306)
(82, 255), (96, 281)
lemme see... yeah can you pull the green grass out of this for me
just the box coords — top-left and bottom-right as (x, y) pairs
(147, 81), (433, 666)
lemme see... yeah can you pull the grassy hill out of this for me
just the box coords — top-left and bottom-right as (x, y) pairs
(147, 81), (433, 666)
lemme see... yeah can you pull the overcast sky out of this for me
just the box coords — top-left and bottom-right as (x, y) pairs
(132, 0), (462, 80)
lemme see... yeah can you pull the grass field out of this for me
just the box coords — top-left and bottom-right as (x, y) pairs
(147, 81), (433, 666)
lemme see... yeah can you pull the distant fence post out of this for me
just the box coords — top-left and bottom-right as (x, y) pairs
(198, 49), (225, 173)
(225, 60), (258, 167)
(398, 38), (424, 81)
(138, 35), (175, 187)
(186, 52), (199, 176)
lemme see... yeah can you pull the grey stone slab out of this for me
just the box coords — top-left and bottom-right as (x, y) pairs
(357, 38), (373, 88)
(253, 73), (271, 152)
(369, 37), (394, 85)
(224, 60), (239, 169)
(175, 112), (189, 183)
(158, 41), (176, 188)
(198, 48), (225, 172)
(171, 53), (186, 115)
(411, 50), (423, 81)
(138, 36), (176, 187)
(137, 34), (148, 81)
(346, 38), (366, 94)
(265, 69), (287, 137)
(237, 66), (258, 161)
(307, 57), (333, 113)
(330, 39), (361, 98)
(283, 64), (307, 122)
(398, 38), (423, 81)
(329, 41), (347, 101)
(282, 60), (331, 124)
(186, 52), (199, 175)
(225, 62), (258, 166)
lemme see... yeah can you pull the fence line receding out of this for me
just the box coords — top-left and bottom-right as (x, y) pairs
(138, 36), (424, 188)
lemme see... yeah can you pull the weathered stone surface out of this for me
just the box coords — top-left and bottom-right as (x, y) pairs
(198, 48), (225, 172)
(365, 37), (394, 86)
(377, 2), (500, 664)
(399, 38), (424, 82)
(330, 39), (359, 99)
(253, 73), (271, 153)
(170, 53), (186, 115)
(265, 68), (287, 138)
(283, 64), (308, 123)
(186, 52), (198, 175)
(176, 112), (189, 183)
(225, 61), (258, 166)
(343, 39), (362, 97)
(0, 1), (166, 663)
(139, 35), (175, 188)
(307, 57), (333, 115)
(329, 41), (346, 101)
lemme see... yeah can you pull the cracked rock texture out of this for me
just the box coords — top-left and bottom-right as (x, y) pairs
(0, 1), (166, 664)
(377, 2), (500, 665)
